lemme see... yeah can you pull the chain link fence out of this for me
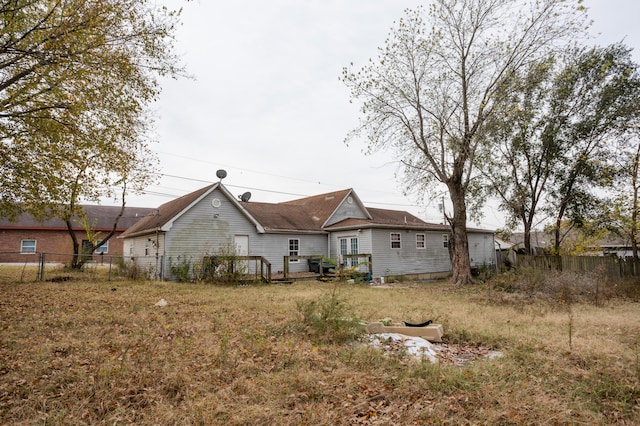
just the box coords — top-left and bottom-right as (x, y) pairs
(0, 252), (164, 282)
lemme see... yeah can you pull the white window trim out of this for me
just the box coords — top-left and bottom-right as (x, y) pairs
(416, 233), (426, 249)
(443, 234), (449, 249)
(95, 240), (109, 254)
(288, 238), (300, 262)
(20, 239), (36, 254)
(390, 232), (401, 249)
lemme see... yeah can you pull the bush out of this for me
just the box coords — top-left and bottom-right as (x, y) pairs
(296, 284), (364, 344)
(169, 255), (193, 282)
(195, 241), (248, 284)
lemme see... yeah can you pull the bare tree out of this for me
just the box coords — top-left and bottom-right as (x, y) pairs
(342, 0), (587, 284)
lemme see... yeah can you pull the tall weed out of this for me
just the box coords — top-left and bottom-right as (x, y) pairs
(296, 283), (364, 344)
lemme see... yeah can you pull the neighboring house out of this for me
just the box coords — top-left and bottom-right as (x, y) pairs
(494, 236), (517, 269)
(120, 182), (496, 280)
(509, 230), (637, 257)
(509, 231), (554, 255)
(0, 205), (154, 263)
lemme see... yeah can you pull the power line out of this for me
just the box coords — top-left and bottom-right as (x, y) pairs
(140, 174), (428, 211)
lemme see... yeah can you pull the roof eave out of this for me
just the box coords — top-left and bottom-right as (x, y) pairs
(119, 227), (162, 239)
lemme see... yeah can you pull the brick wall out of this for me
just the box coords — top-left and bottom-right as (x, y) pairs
(0, 229), (126, 263)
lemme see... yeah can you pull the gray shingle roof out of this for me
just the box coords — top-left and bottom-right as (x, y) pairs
(119, 183), (477, 237)
(0, 205), (154, 231)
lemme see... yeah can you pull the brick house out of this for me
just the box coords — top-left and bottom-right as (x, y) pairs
(0, 205), (153, 263)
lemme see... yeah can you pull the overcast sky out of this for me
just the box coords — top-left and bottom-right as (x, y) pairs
(124, 0), (640, 230)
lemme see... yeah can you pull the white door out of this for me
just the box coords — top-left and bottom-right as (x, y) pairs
(234, 235), (248, 256)
(234, 235), (249, 273)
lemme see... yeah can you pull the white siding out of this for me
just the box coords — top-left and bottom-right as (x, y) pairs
(325, 196), (368, 226)
(159, 188), (330, 278)
(122, 233), (165, 278)
(255, 233), (328, 274)
(368, 229), (452, 277)
(468, 232), (496, 268)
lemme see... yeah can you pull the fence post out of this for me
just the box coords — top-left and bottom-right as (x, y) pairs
(39, 252), (45, 281)
(283, 256), (289, 280)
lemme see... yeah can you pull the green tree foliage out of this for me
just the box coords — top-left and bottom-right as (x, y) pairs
(0, 0), (183, 223)
(546, 45), (640, 253)
(606, 130), (640, 259)
(481, 57), (557, 254)
(484, 44), (640, 254)
(0, 0), (184, 265)
(342, 0), (587, 284)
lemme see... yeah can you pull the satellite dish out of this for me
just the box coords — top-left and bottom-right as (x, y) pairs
(216, 169), (227, 180)
(239, 192), (251, 202)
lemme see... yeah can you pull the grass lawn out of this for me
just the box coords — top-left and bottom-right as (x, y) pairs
(1, 271), (639, 425)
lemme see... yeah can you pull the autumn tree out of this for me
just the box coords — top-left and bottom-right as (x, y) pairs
(482, 44), (640, 254)
(342, 0), (587, 284)
(481, 56), (557, 254)
(543, 45), (640, 253)
(605, 126), (640, 259)
(0, 0), (183, 264)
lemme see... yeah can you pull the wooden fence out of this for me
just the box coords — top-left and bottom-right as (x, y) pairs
(515, 254), (640, 280)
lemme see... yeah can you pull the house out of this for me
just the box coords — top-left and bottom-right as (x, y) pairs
(0, 205), (154, 263)
(120, 181), (496, 281)
(509, 229), (637, 257)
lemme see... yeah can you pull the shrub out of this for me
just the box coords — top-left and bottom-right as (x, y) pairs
(169, 255), (193, 282)
(296, 283), (364, 344)
(195, 241), (248, 284)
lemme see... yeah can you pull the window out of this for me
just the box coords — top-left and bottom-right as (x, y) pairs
(350, 237), (359, 267)
(81, 239), (108, 254)
(416, 234), (426, 249)
(339, 238), (347, 255)
(289, 238), (299, 262)
(21, 239), (36, 254)
(95, 241), (108, 254)
(442, 234), (449, 249)
(390, 232), (401, 249)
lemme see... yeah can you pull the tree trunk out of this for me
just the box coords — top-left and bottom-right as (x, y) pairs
(449, 185), (474, 285)
(523, 224), (532, 255)
(65, 219), (83, 269)
(631, 144), (640, 260)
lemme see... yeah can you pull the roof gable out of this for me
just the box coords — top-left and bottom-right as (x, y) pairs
(121, 184), (216, 237)
(121, 183), (265, 238)
(281, 188), (371, 228)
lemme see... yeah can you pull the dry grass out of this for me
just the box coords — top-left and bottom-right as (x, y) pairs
(0, 270), (639, 425)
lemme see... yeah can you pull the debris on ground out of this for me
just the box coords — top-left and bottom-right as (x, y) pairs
(368, 333), (439, 363)
(367, 333), (504, 365)
(366, 320), (503, 365)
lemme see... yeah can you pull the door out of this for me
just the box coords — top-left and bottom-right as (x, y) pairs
(339, 237), (359, 268)
(233, 235), (249, 273)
